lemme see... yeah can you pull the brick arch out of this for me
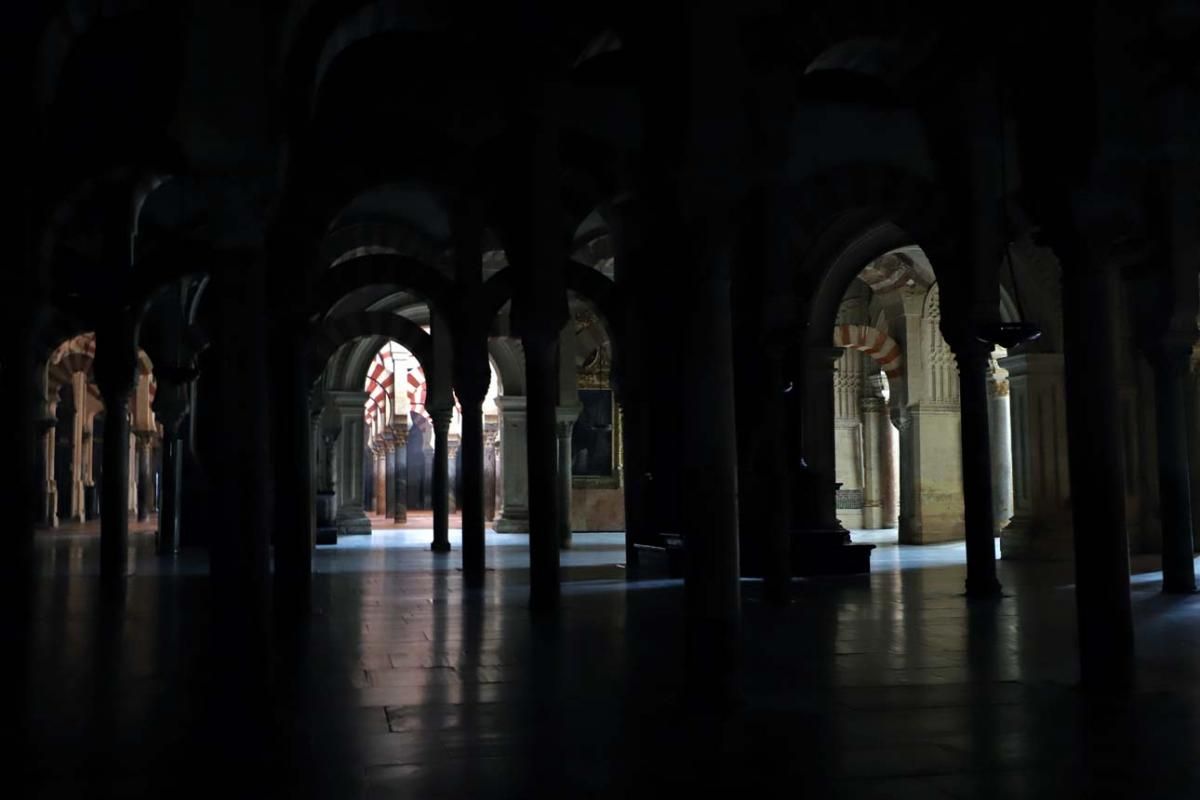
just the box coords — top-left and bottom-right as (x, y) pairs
(832, 324), (903, 380)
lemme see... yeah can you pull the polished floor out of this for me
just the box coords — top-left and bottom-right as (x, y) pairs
(18, 521), (1200, 798)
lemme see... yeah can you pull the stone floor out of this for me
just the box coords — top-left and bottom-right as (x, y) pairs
(17, 522), (1200, 798)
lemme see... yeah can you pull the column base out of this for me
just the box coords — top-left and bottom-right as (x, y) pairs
(336, 509), (372, 536)
(965, 575), (1004, 599)
(1000, 512), (1073, 561)
(899, 513), (965, 544)
(791, 528), (875, 577)
(430, 540), (452, 553)
(493, 512), (529, 533)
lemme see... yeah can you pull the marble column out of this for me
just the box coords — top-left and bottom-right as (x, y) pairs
(447, 433), (461, 512)
(373, 441), (387, 516)
(954, 341), (1002, 598)
(494, 396), (529, 532)
(860, 393), (887, 529)
(71, 371), (86, 522)
(391, 422), (408, 523)
(999, 353), (1073, 560)
(40, 416), (58, 528)
(833, 348), (865, 528)
(429, 407), (452, 552)
(1150, 340), (1198, 593)
(328, 391), (372, 536)
(1189, 351), (1200, 549)
(483, 420), (499, 523)
(135, 431), (154, 522)
(127, 428), (138, 515)
(987, 359), (1014, 534)
(555, 406), (580, 548)
(384, 438), (396, 520)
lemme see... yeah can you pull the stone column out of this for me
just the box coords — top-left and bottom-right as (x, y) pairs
(71, 371), (86, 522)
(494, 396), (529, 531)
(483, 419), (499, 523)
(999, 353), (1072, 560)
(151, 374), (190, 555)
(1149, 340), (1198, 593)
(680, 270), (742, 669)
(383, 438), (396, 520)
(987, 358), (1014, 534)
(954, 341), (1002, 598)
(328, 391), (372, 536)
(373, 440), (387, 516)
(1060, 234), (1134, 690)
(556, 405), (580, 548)
(40, 415), (58, 528)
(135, 431), (154, 523)
(429, 407), (452, 552)
(128, 428), (138, 515)
(459, 394), (487, 587)
(94, 321), (138, 590)
(447, 432), (461, 512)
(895, 284), (966, 543)
(860, 392), (887, 529)
(833, 348), (865, 528)
(796, 346), (850, 537)
(1189, 349), (1200, 549)
(391, 422), (408, 523)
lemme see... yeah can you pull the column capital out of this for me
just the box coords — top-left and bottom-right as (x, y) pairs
(429, 407), (453, 433)
(554, 407), (578, 438)
(390, 422), (409, 446)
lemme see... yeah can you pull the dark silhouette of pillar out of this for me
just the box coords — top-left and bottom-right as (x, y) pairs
(384, 439), (396, 519)
(455, 330), (490, 588)
(392, 423), (408, 523)
(1059, 232), (1134, 690)
(94, 320), (137, 592)
(1150, 341), (1197, 593)
(524, 334), (561, 609)
(152, 370), (192, 556)
(682, 271), (742, 662)
(556, 409), (577, 549)
(135, 432), (154, 523)
(273, 339), (313, 610)
(430, 408), (452, 553)
(955, 341), (1003, 599)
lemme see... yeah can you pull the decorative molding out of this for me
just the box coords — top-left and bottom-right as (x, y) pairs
(836, 488), (864, 509)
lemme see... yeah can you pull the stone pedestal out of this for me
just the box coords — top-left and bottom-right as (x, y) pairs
(998, 353), (1073, 560)
(494, 396), (529, 532)
(898, 403), (965, 543)
(328, 391), (372, 536)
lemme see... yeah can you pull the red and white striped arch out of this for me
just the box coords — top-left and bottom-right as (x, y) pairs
(833, 324), (904, 380)
(364, 341), (427, 425)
